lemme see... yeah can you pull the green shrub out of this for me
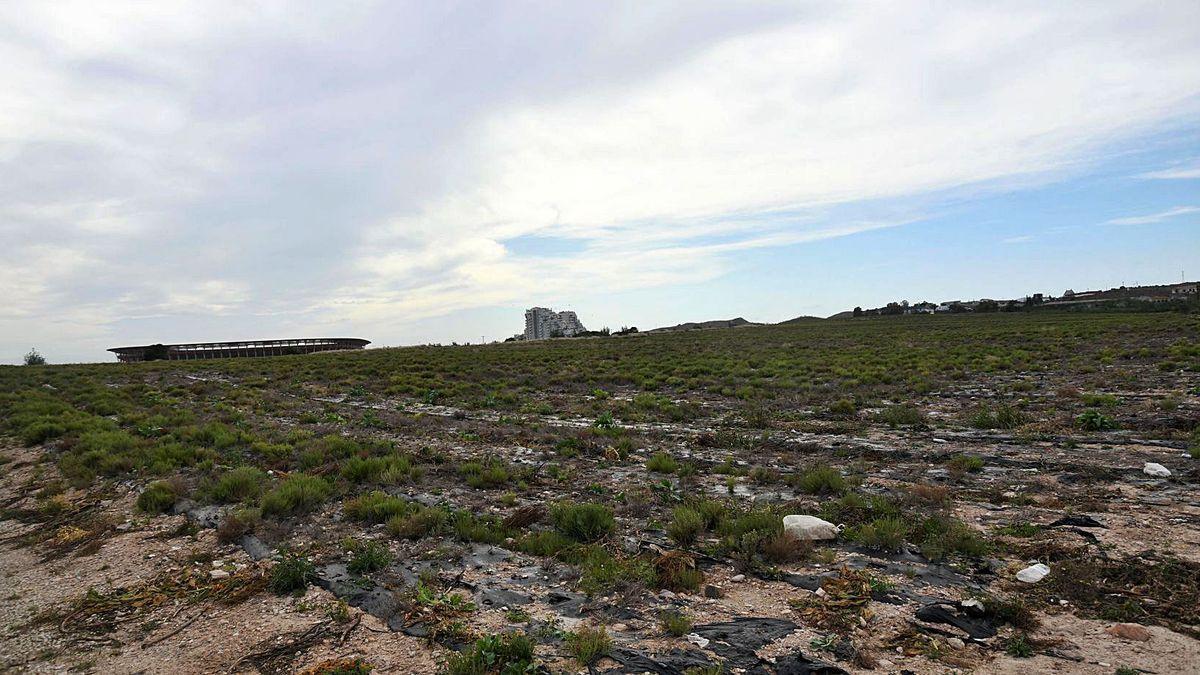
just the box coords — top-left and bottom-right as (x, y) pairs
(660, 610), (693, 637)
(970, 403), (1025, 429)
(646, 452), (678, 474)
(947, 454), (984, 473)
(794, 465), (846, 495)
(21, 421), (66, 445)
(211, 466), (267, 503)
(344, 491), (411, 524)
(452, 512), (509, 544)
(136, 480), (178, 514)
(446, 632), (536, 675)
(852, 517), (907, 552)
(459, 460), (510, 489)
(1077, 410), (1117, 431)
(270, 552), (316, 595)
(386, 506), (449, 539)
(877, 404), (926, 427)
(828, 398), (857, 417)
(347, 540), (392, 574)
(551, 502), (615, 542)
(261, 474), (332, 517)
(567, 624), (612, 667)
(666, 506), (705, 547)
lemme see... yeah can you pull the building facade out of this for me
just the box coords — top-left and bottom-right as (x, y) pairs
(524, 307), (587, 340)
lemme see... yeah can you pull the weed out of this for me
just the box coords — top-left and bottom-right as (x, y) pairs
(551, 502), (615, 542)
(136, 481), (178, 514)
(347, 540), (392, 574)
(667, 506), (705, 547)
(1077, 410), (1118, 431)
(567, 624), (612, 667)
(387, 506), (449, 539)
(794, 466), (846, 495)
(210, 466), (267, 503)
(344, 491), (410, 524)
(660, 610), (693, 637)
(270, 553), (316, 595)
(877, 404), (926, 427)
(446, 632), (537, 675)
(1005, 633), (1034, 657)
(947, 454), (984, 474)
(646, 452), (679, 474)
(261, 475), (332, 517)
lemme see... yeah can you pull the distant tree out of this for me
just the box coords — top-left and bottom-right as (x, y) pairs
(977, 299), (999, 313)
(23, 348), (46, 366)
(853, 306), (863, 317)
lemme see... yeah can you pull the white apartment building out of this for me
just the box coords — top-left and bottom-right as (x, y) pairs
(524, 307), (587, 340)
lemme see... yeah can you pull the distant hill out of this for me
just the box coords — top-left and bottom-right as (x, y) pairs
(778, 315), (825, 324)
(825, 311), (854, 320)
(647, 317), (760, 333)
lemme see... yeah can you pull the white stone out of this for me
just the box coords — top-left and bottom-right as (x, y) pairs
(1016, 563), (1050, 583)
(947, 637), (966, 649)
(210, 569), (230, 580)
(1143, 462), (1171, 478)
(685, 633), (710, 648)
(731, 574), (746, 582)
(782, 515), (842, 541)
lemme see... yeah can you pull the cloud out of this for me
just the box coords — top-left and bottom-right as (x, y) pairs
(1104, 205), (1200, 225)
(1002, 235), (1035, 244)
(1138, 161), (1200, 180)
(2, 1), (1200, 360)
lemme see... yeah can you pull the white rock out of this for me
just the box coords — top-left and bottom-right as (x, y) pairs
(782, 515), (842, 541)
(731, 574), (746, 582)
(1143, 462), (1171, 478)
(960, 599), (983, 610)
(685, 633), (710, 648)
(210, 569), (230, 580)
(1016, 563), (1050, 583)
(947, 637), (966, 649)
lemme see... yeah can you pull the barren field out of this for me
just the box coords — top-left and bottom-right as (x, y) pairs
(2, 312), (1198, 674)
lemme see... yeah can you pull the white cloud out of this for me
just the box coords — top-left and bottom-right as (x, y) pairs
(1003, 235), (1035, 244)
(2, 1), (1200, 360)
(1104, 205), (1200, 225)
(1138, 161), (1200, 180)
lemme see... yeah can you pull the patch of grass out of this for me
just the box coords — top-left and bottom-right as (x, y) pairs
(851, 517), (907, 552)
(877, 404), (925, 427)
(1077, 409), (1118, 431)
(217, 507), (261, 543)
(446, 632), (536, 675)
(793, 465), (846, 495)
(551, 502), (615, 543)
(660, 610), (693, 637)
(261, 474), (332, 517)
(947, 454), (984, 474)
(666, 506), (705, 547)
(459, 459), (511, 489)
(136, 481), (178, 514)
(270, 552), (316, 595)
(970, 403), (1026, 429)
(210, 466), (267, 503)
(344, 491), (411, 524)
(567, 624), (612, 667)
(388, 505), (449, 540)
(347, 540), (392, 574)
(1005, 633), (1034, 658)
(828, 398), (857, 417)
(646, 452), (679, 474)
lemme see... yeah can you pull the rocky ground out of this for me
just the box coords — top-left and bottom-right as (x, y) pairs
(1, 349), (1198, 674)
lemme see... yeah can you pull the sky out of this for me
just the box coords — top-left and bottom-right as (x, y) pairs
(2, 1), (1199, 364)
